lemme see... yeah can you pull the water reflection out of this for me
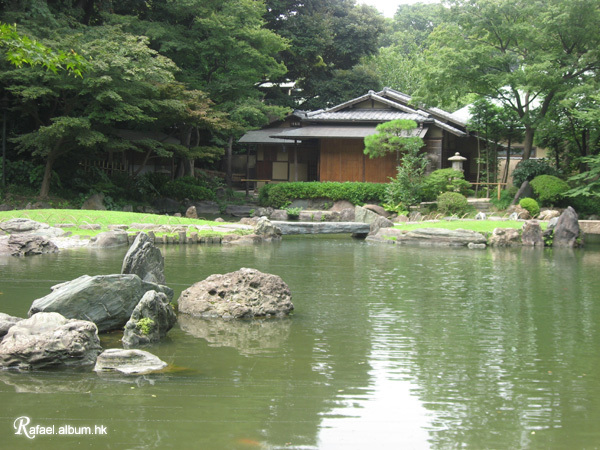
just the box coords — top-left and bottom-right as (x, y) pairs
(1, 240), (600, 449)
(178, 315), (292, 355)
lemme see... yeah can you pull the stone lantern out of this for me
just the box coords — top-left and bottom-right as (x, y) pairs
(448, 152), (467, 172)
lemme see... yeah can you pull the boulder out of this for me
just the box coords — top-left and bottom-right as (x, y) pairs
(539, 209), (561, 221)
(475, 212), (487, 220)
(253, 207), (274, 218)
(488, 228), (521, 246)
(28, 274), (173, 332)
(121, 232), (165, 284)
(185, 206), (198, 219)
(153, 197), (181, 214)
(3, 234), (59, 257)
(329, 200), (355, 212)
(0, 313), (23, 337)
(508, 205), (531, 220)
(0, 312), (101, 370)
(94, 349), (167, 375)
(363, 204), (390, 218)
(369, 215), (394, 235)
(193, 201), (220, 215)
(339, 208), (355, 222)
(0, 218), (49, 234)
(253, 217), (282, 239)
(0, 204), (14, 212)
(553, 206), (582, 247)
(369, 227), (487, 247)
(89, 231), (129, 248)
(354, 205), (381, 224)
(178, 268), (294, 319)
(269, 209), (289, 221)
(511, 180), (534, 206)
(122, 290), (176, 348)
(521, 220), (544, 246)
(225, 205), (254, 217)
(81, 193), (107, 211)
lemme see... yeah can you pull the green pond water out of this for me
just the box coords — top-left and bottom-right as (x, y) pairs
(1, 237), (600, 449)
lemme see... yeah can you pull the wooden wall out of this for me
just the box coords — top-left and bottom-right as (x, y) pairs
(319, 138), (397, 183)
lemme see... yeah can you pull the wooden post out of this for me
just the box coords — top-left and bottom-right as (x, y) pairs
(294, 140), (298, 181)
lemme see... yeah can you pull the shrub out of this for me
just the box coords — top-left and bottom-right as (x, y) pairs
(511, 159), (559, 188)
(421, 168), (472, 201)
(568, 195), (600, 218)
(436, 192), (469, 216)
(529, 174), (569, 206)
(258, 182), (387, 208)
(162, 176), (215, 201)
(490, 186), (518, 210)
(519, 197), (540, 217)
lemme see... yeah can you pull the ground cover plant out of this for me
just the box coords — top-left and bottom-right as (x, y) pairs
(0, 209), (236, 238)
(394, 219), (547, 234)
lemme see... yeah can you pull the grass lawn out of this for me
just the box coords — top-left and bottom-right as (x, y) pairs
(0, 209), (236, 237)
(394, 219), (546, 234)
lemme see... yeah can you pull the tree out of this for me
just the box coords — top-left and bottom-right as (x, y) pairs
(263, 0), (385, 109)
(419, 0), (600, 160)
(364, 119), (427, 207)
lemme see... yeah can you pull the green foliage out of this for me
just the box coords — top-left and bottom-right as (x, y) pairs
(511, 160), (560, 188)
(364, 120), (424, 159)
(568, 195), (600, 218)
(285, 207), (302, 218)
(529, 175), (569, 206)
(436, 192), (469, 216)
(258, 182), (387, 209)
(135, 318), (155, 336)
(421, 168), (472, 202)
(383, 140), (430, 208)
(566, 155), (600, 199)
(161, 176), (216, 202)
(490, 186), (519, 211)
(519, 198), (540, 217)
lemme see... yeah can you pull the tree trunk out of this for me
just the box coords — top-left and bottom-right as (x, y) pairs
(226, 135), (233, 187)
(39, 152), (57, 198)
(522, 127), (535, 160)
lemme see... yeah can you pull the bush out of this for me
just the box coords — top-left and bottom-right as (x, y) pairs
(161, 176), (215, 201)
(529, 174), (569, 206)
(436, 192), (469, 216)
(258, 182), (387, 208)
(421, 168), (472, 201)
(490, 186), (518, 210)
(519, 197), (540, 217)
(511, 159), (559, 188)
(568, 195), (600, 218)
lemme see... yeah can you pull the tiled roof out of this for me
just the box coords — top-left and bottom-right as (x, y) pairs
(306, 110), (426, 123)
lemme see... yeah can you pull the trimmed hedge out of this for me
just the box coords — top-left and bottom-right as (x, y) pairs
(519, 197), (540, 217)
(529, 174), (569, 206)
(511, 159), (559, 187)
(258, 182), (387, 208)
(436, 192), (469, 216)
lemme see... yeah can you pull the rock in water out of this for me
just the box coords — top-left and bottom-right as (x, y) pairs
(0, 313), (23, 337)
(553, 206), (582, 247)
(488, 228), (521, 246)
(178, 268), (294, 319)
(121, 232), (165, 284)
(0, 312), (101, 370)
(28, 274), (173, 332)
(521, 220), (544, 246)
(122, 290), (177, 348)
(5, 234), (59, 256)
(94, 349), (167, 375)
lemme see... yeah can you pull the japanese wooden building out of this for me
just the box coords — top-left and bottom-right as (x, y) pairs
(239, 88), (479, 184)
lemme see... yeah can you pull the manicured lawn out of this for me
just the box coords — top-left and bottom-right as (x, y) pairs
(394, 219), (546, 234)
(0, 209), (230, 237)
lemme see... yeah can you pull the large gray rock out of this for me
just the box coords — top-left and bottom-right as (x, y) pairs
(271, 221), (370, 236)
(369, 227), (487, 247)
(363, 204), (390, 218)
(121, 232), (165, 284)
(330, 200), (355, 212)
(122, 290), (177, 348)
(153, 197), (181, 214)
(94, 349), (167, 375)
(354, 205), (381, 224)
(253, 217), (282, 239)
(89, 231), (129, 248)
(225, 205), (254, 217)
(81, 192), (107, 210)
(369, 216), (394, 235)
(0, 218), (49, 234)
(511, 180), (534, 205)
(553, 206), (582, 247)
(185, 205), (198, 219)
(178, 268), (294, 319)
(539, 209), (561, 221)
(0, 313), (23, 337)
(0, 312), (101, 370)
(1, 234), (59, 257)
(193, 201), (220, 215)
(28, 274), (173, 332)
(521, 220), (544, 246)
(489, 228), (521, 246)
(269, 209), (289, 221)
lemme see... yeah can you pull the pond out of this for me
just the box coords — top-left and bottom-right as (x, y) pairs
(1, 237), (600, 449)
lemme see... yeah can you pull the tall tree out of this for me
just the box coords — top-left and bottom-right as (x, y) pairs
(418, 0), (600, 160)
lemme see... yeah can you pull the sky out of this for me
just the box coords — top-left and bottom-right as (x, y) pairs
(358, 0), (441, 18)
